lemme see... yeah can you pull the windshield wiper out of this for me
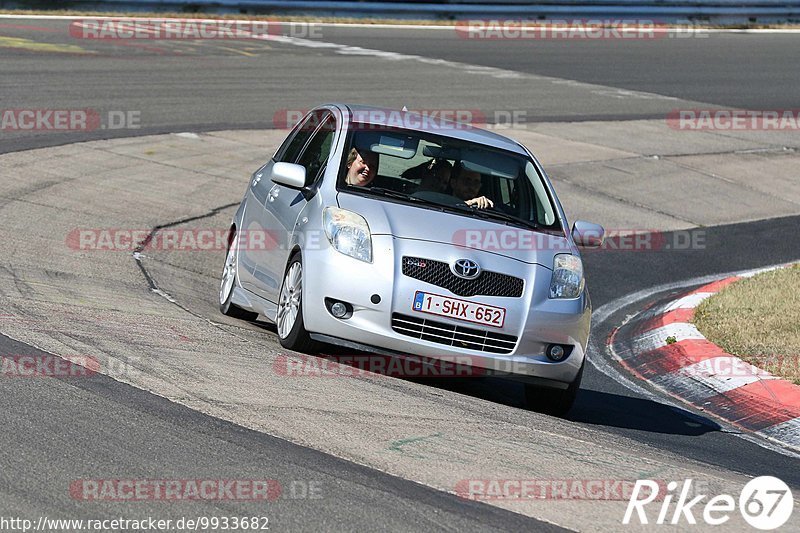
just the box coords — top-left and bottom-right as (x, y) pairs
(361, 187), (446, 210)
(459, 206), (540, 231)
(351, 188), (538, 229)
(364, 187), (415, 200)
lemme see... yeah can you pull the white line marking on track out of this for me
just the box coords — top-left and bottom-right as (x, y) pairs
(738, 264), (785, 277)
(761, 417), (800, 443)
(673, 360), (776, 393)
(664, 292), (713, 311)
(632, 322), (705, 351)
(263, 33), (678, 99)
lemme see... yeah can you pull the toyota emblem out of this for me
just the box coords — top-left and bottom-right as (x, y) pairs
(452, 259), (481, 280)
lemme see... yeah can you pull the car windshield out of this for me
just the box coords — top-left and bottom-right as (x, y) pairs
(338, 124), (560, 231)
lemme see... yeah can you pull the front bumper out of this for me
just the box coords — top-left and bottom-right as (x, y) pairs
(302, 235), (591, 386)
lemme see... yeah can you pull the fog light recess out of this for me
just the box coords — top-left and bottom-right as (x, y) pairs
(545, 344), (572, 362)
(325, 298), (353, 319)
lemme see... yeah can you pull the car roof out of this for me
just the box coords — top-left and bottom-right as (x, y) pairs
(337, 103), (529, 157)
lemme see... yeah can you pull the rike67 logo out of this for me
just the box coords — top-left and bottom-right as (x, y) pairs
(624, 476), (793, 530)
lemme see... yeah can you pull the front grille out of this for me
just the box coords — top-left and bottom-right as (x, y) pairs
(391, 313), (518, 354)
(402, 256), (524, 297)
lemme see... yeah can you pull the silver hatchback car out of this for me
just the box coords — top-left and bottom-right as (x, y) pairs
(219, 104), (604, 415)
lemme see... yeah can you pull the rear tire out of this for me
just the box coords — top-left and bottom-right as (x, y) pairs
(276, 254), (318, 352)
(523, 362), (583, 417)
(219, 230), (259, 321)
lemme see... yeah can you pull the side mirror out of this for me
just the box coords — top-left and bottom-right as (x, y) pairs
(270, 162), (307, 189)
(572, 221), (605, 248)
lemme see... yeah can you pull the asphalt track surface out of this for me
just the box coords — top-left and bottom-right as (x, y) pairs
(1, 17), (799, 531)
(316, 26), (800, 114)
(1, 19), (799, 151)
(0, 335), (558, 532)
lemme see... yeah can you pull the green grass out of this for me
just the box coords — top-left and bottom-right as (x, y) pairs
(693, 265), (800, 384)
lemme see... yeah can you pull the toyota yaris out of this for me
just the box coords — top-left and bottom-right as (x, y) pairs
(219, 104), (604, 415)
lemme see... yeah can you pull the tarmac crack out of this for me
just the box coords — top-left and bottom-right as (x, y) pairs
(666, 157), (800, 207)
(88, 144), (254, 182)
(128, 202), (278, 341)
(549, 171), (699, 226)
(132, 201), (238, 292)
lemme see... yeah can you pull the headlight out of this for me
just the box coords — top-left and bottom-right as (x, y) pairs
(549, 254), (584, 299)
(323, 207), (372, 263)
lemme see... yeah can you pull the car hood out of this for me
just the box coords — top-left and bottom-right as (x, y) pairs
(337, 192), (569, 267)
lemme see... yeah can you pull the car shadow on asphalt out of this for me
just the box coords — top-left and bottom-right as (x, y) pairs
(280, 342), (722, 438)
(407, 376), (722, 437)
(566, 388), (722, 436)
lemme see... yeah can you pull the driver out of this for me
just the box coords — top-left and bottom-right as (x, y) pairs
(451, 166), (493, 210)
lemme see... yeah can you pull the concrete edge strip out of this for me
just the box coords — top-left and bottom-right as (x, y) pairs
(608, 262), (800, 451)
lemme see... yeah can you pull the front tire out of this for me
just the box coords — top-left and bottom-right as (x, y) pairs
(523, 362), (583, 417)
(219, 230), (259, 321)
(276, 254), (317, 352)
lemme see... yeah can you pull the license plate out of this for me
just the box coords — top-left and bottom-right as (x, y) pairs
(412, 291), (506, 328)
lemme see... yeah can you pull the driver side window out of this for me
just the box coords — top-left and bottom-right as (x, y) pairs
(295, 115), (335, 183)
(275, 110), (330, 164)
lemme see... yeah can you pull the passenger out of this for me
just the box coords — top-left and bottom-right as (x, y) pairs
(451, 165), (494, 209)
(344, 148), (378, 187)
(419, 158), (453, 193)
(404, 158), (453, 193)
(400, 160), (427, 181)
